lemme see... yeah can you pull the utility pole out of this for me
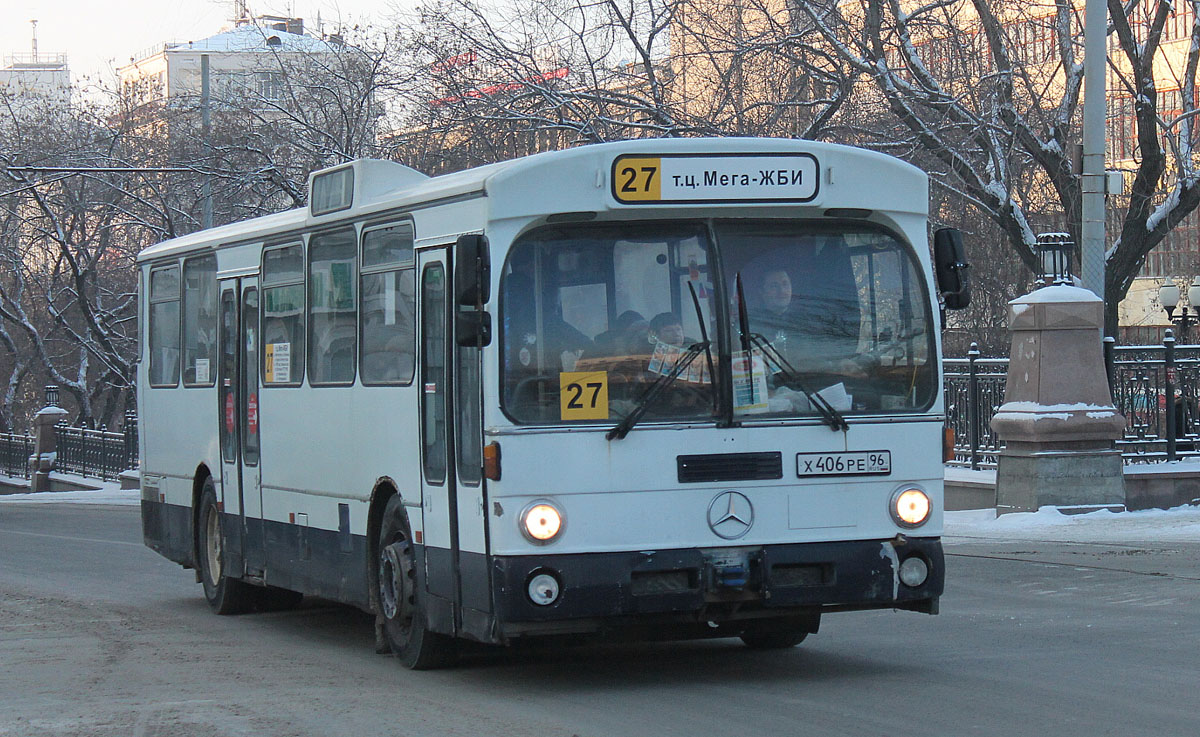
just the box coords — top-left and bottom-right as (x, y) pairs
(201, 54), (213, 230)
(1080, 0), (1107, 303)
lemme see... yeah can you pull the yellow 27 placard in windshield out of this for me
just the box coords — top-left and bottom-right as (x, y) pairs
(559, 371), (609, 420)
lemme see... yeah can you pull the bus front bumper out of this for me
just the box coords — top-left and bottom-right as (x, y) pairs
(491, 537), (943, 638)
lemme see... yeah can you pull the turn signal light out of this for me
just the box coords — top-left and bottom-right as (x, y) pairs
(484, 441), (501, 481)
(943, 427), (955, 463)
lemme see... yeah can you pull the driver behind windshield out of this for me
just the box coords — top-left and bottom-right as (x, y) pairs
(748, 254), (871, 382)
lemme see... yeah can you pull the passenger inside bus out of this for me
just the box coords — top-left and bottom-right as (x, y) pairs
(648, 311), (686, 348)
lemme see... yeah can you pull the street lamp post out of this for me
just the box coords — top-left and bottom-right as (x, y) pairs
(1158, 278), (1200, 344)
(1037, 233), (1075, 285)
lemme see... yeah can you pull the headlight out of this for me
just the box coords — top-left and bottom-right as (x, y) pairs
(890, 487), (931, 528)
(521, 500), (564, 543)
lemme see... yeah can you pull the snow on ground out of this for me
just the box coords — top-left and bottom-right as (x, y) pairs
(946, 505), (1200, 543)
(0, 473), (138, 506)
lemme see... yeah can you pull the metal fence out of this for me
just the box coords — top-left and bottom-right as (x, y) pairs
(0, 431), (34, 479)
(0, 412), (138, 482)
(946, 332), (1200, 467)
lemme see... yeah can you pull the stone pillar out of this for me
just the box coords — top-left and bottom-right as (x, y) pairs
(990, 285), (1126, 514)
(30, 405), (68, 494)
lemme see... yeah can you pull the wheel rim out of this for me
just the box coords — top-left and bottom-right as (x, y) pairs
(378, 537), (415, 633)
(205, 504), (222, 583)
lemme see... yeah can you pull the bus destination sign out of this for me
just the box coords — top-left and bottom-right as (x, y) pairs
(612, 153), (819, 204)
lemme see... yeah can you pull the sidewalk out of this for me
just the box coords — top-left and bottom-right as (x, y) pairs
(0, 472), (138, 505)
(946, 504), (1200, 544)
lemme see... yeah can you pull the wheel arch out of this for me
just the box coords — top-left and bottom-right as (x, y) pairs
(190, 463), (214, 570)
(367, 476), (411, 613)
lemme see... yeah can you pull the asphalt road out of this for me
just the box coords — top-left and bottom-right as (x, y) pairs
(1, 503), (1197, 737)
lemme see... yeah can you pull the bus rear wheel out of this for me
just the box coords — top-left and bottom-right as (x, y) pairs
(196, 478), (255, 615)
(376, 496), (456, 669)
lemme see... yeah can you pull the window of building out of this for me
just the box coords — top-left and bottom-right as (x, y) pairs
(262, 244), (306, 385)
(308, 229), (357, 384)
(360, 221), (416, 385)
(182, 255), (217, 386)
(149, 264), (181, 387)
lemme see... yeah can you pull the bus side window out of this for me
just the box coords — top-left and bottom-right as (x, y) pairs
(148, 264), (181, 387)
(308, 229), (357, 385)
(182, 254), (217, 386)
(262, 244), (305, 385)
(360, 222), (416, 385)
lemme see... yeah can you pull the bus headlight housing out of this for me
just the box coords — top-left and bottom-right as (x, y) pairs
(890, 487), (931, 528)
(521, 500), (564, 544)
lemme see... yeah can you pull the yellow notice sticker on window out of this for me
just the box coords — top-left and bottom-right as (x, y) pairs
(559, 371), (609, 421)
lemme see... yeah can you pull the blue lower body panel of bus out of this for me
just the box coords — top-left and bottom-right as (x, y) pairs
(490, 538), (942, 638)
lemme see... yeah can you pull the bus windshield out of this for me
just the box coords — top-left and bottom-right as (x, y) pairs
(500, 220), (935, 425)
(720, 221), (935, 419)
(501, 222), (719, 424)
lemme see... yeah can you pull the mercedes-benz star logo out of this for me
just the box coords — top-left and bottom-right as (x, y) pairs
(707, 491), (754, 540)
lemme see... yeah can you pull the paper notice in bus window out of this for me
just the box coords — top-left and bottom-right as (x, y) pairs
(195, 359), (210, 384)
(559, 371), (609, 421)
(732, 350), (768, 413)
(265, 343), (291, 383)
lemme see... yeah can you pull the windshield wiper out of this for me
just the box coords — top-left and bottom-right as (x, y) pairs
(606, 340), (710, 441)
(734, 274), (848, 433)
(686, 280), (718, 416)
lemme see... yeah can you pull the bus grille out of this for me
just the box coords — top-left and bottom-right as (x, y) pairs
(676, 452), (783, 483)
(631, 570), (695, 596)
(771, 563), (833, 587)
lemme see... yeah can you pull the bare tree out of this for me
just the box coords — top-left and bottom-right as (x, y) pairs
(392, 0), (857, 172)
(0, 25), (400, 427)
(798, 0), (1200, 336)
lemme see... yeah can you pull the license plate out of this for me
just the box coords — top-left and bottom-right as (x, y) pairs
(796, 451), (891, 477)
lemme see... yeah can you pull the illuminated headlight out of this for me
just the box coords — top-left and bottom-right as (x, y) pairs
(890, 487), (931, 528)
(527, 572), (561, 606)
(521, 500), (564, 543)
(899, 556), (930, 587)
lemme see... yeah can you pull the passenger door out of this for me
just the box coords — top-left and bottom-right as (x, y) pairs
(416, 247), (490, 639)
(217, 277), (266, 578)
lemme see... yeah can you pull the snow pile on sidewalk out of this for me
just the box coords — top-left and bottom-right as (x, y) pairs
(0, 474), (138, 506)
(946, 505), (1200, 543)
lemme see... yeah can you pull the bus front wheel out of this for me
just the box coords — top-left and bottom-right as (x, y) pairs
(739, 630), (809, 649)
(739, 613), (819, 649)
(196, 478), (254, 615)
(376, 496), (457, 669)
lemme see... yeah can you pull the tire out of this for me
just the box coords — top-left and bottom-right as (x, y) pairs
(375, 495), (457, 669)
(196, 478), (255, 615)
(739, 613), (819, 649)
(739, 630), (809, 649)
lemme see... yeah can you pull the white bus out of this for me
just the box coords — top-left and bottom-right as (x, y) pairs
(138, 138), (969, 668)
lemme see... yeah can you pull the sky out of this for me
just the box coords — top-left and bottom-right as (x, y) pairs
(0, 0), (403, 87)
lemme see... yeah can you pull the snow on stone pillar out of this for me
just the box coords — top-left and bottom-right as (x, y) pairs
(29, 405), (68, 494)
(990, 285), (1126, 514)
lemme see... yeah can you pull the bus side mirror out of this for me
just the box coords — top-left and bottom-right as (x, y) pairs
(455, 234), (490, 307)
(934, 228), (970, 310)
(456, 311), (492, 347)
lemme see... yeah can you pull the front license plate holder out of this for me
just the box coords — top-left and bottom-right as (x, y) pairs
(796, 450), (891, 478)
